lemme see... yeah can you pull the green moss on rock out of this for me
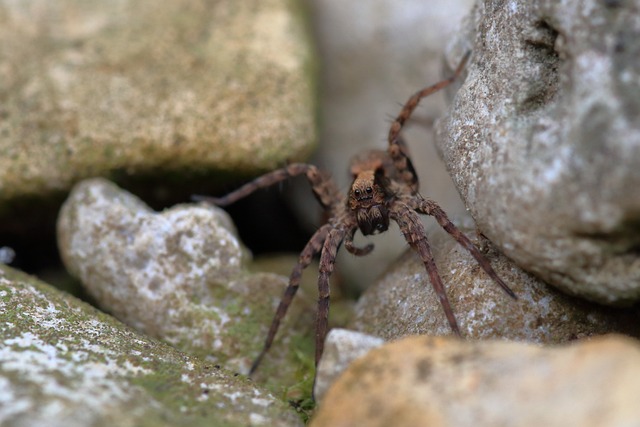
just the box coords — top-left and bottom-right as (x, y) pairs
(0, 264), (303, 427)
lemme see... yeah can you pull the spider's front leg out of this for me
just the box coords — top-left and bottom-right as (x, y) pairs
(315, 226), (347, 366)
(249, 223), (332, 375)
(412, 198), (517, 299)
(390, 201), (462, 336)
(193, 162), (347, 374)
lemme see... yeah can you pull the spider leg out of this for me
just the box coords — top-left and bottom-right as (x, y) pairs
(390, 202), (461, 336)
(249, 223), (332, 375)
(387, 51), (471, 190)
(344, 226), (374, 256)
(413, 198), (517, 299)
(315, 227), (347, 366)
(193, 163), (340, 210)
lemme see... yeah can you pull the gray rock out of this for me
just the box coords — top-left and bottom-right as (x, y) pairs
(435, 0), (640, 304)
(0, 0), (315, 200)
(313, 329), (384, 403)
(350, 221), (640, 342)
(310, 334), (640, 427)
(57, 178), (315, 394)
(0, 264), (303, 427)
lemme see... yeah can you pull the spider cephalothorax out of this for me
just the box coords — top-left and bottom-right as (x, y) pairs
(349, 168), (393, 235)
(194, 51), (516, 378)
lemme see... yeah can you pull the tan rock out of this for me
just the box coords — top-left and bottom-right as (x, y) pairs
(0, 0), (315, 200)
(311, 334), (640, 427)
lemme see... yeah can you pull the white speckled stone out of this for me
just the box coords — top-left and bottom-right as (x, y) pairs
(57, 178), (315, 392)
(314, 328), (385, 403)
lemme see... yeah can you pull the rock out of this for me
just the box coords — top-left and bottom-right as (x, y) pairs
(57, 178), (315, 394)
(313, 329), (385, 403)
(0, 246), (15, 264)
(0, 0), (315, 201)
(0, 263), (303, 427)
(350, 221), (640, 342)
(297, 0), (475, 292)
(310, 334), (640, 427)
(435, 0), (640, 304)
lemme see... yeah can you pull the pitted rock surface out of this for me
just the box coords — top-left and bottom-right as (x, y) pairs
(436, 0), (640, 304)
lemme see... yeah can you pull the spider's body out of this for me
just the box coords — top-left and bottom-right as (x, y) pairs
(349, 170), (391, 235)
(195, 51), (516, 377)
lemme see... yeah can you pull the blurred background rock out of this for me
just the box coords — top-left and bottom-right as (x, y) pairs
(0, 0), (472, 296)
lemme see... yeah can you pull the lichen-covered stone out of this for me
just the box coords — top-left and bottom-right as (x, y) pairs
(350, 221), (640, 342)
(436, 0), (640, 305)
(311, 334), (640, 427)
(0, 264), (303, 427)
(57, 178), (315, 395)
(0, 0), (315, 200)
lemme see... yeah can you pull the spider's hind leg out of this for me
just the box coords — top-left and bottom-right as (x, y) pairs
(193, 163), (341, 210)
(389, 134), (420, 191)
(386, 51), (471, 190)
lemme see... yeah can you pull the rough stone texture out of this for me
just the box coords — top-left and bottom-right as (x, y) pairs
(350, 221), (640, 342)
(0, 264), (303, 427)
(313, 328), (384, 403)
(296, 0), (474, 292)
(435, 0), (640, 304)
(311, 334), (640, 427)
(0, 0), (315, 200)
(57, 178), (315, 394)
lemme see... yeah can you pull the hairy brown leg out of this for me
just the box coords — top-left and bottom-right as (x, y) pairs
(249, 223), (332, 375)
(387, 51), (471, 190)
(344, 226), (374, 256)
(192, 163), (341, 210)
(315, 227), (346, 366)
(412, 198), (517, 299)
(390, 202), (462, 336)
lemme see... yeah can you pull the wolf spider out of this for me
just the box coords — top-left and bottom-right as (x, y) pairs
(195, 51), (516, 376)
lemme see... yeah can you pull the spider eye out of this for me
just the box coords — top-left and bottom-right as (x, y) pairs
(354, 189), (361, 197)
(366, 187), (373, 194)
